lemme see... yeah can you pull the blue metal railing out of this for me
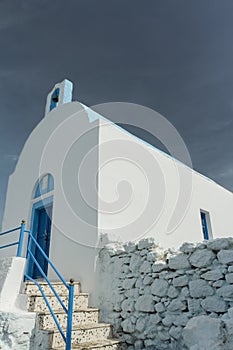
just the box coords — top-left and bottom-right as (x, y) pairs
(0, 220), (74, 350)
(0, 222), (24, 256)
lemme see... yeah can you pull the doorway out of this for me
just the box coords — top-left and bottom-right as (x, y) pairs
(30, 203), (53, 279)
(26, 174), (54, 279)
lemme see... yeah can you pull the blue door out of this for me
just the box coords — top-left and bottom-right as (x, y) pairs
(30, 204), (53, 279)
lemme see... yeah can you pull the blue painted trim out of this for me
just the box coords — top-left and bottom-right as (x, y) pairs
(28, 232), (68, 289)
(66, 283), (74, 350)
(0, 241), (19, 250)
(0, 221), (74, 350)
(201, 211), (209, 240)
(17, 222), (25, 257)
(34, 174), (54, 199)
(27, 247), (68, 313)
(0, 226), (21, 236)
(26, 195), (53, 278)
(50, 88), (60, 111)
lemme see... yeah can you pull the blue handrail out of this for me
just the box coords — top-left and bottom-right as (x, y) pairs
(0, 221), (74, 350)
(0, 226), (21, 236)
(26, 230), (69, 289)
(0, 224), (23, 255)
(24, 274), (67, 342)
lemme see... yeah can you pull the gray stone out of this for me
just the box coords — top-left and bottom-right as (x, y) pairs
(226, 273), (233, 284)
(143, 275), (153, 285)
(149, 313), (162, 324)
(173, 275), (189, 287)
(181, 287), (190, 298)
(129, 254), (142, 272)
(125, 288), (139, 299)
(201, 270), (223, 281)
(139, 248), (148, 256)
(121, 318), (135, 333)
(182, 316), (225, 349)
(151, 279), (169, 297)
(147, 251), (159, 261)
(189, 249), (215, 268)
(122, 278), (136, 290)
(188, 299), (201, 314)
(162, 314), (175, 326)
(217, 285), (233, 298)
(155, 302), (165, 313)
(213, 280), (225, 288)
(189, 279), (214, 298)
(207, 238), (233, 251)
(217, 250), (233, 265)
(169, 325), (182, 340)
(169, 254), (191, 270)
(167, 299), (186, 312)
(138, 237), (155, 250)
(121, 298), (135, 312)
(135, 316), (147, 332)
(124, 242), (137, 253)
(157, 329), (170, 341)
(135, 277), (143, 289)
(180, 242), (196, 253)
(134, 340), (144, 350)
(167, 286), (179, 298)
(152, 261), (168, 272)
(135, 295), (154, 312)
(140, 260), (152, 274)
(173, 313), (190, 326)
(201, 296), (227, 313)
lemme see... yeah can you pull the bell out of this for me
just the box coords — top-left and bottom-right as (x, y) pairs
(52, 95), (59, 103)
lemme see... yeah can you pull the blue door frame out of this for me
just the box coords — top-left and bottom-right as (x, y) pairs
(201, 211), (209, 240)
(26, 196), (53, 279)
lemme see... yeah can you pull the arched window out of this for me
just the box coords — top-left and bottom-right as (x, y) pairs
(50, 88), (60, 111)
(34, 174), (54, 199)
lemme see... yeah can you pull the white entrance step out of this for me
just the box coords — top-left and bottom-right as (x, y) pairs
(38, 308), (99, 329)
(28, 293), (89, 312)
(25, 280), (81, 296)
(51, 338), (126, 350)
(50, 323), (112, 348)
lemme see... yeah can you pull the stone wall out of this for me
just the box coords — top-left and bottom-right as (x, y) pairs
(98, 237), (233, 349)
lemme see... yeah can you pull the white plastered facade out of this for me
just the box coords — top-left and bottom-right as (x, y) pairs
(1, 80), (233, 305)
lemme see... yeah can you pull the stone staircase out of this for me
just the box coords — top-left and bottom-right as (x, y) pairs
(25, 281), (125, 350)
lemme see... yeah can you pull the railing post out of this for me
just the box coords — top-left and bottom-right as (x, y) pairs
(66, 278), (74, 350)
(17, 220), (25, 257)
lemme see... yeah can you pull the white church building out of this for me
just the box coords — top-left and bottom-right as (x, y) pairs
(1, 79), (233, 303)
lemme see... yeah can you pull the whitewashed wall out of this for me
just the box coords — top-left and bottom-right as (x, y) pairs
(98, 117), (233, 248)
(1, 102), (100, 304)
(1, 98), (233, 305)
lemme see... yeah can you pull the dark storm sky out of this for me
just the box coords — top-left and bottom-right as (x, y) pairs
(1, 0), (233, 224)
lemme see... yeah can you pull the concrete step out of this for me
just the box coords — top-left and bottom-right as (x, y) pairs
(28, 293), (89, 312)
(38, 308), (99, 329)
(51, 338), (126, 350)
(50, 323), (113, 348)
(25, 281), (81, 296)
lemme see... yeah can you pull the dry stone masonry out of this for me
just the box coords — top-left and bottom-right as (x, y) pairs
(98, 237), (233, 349)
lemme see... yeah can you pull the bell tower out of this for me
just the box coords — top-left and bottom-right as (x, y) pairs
(44, 79), (73, 116)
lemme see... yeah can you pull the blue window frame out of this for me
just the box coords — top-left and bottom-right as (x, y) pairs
(50, 88), (60, 111)
(34, 174), (54, 199)
(200, 211), (210, 240)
